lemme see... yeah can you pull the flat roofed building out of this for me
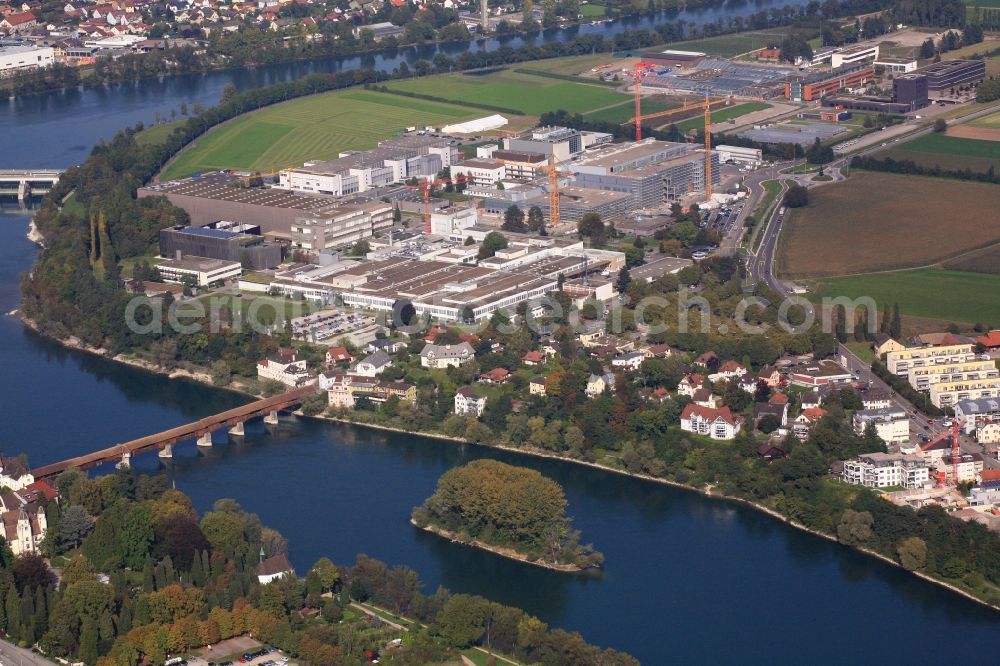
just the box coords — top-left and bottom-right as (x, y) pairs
(929, 377), (1000, 408)
(785, 64), (875, 101)
(490, 150), (547, 180)
(876, 56), (918, 74)
(155, 255), (242, 287)
(569, 139), (719, 207)
(291, 201), (393, 253)
(853, 408), (910, 445)
(159, 225), (282, 270)
(831, 43), (879, 68)
(908, 360), (999, 391)
(451, 159), (505, 187)
(842, 452), (929, 489)
(916, 59), (986, 93)
(0, 44), (54, 75)
(886, 344), (975, 376)
(504, 126), (583, 162)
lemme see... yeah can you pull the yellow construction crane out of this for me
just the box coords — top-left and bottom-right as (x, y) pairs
(543, 154), (573, 230)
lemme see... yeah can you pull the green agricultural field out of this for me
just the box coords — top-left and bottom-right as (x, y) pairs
(583, 96), (682, 124)
(579, 3), (606, 17)
(881, 131), (1000, 172)
(384, 69), (629, 116)
(809, 268), (1000, 325)
(672, 102), (771, 133)
(136, 120), (185, 146)
(159, 89), (481, 179)
(970, 110), (1000, 128)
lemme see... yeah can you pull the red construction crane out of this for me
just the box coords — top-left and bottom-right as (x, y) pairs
(629, 61), (656, 141)
(408, 175), (464, 235)
(951, 418), (966, 486)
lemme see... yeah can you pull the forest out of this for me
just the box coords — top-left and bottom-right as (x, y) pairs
(412, 461), (603, 570)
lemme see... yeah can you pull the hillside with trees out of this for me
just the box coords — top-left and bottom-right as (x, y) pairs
(412, 460), (603, 571)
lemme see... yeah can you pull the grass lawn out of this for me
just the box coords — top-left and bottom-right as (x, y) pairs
(579, 3), (606, 17)
(384, 69), (629, 116)
(776, 172), (1000, 277)
(583, 95), (682, 124)
(970, 109), (1000, 128)
(808, 268), (1000, 325)
(136, 120), (186, 146)
(515, 53), (624, 76)
(160, 89), (482, 179)
(845, 341), (876, 365)
(673, 102), (771, 133)
(462, 648), (521, 666)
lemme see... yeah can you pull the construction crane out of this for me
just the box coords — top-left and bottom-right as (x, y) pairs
(703, 93), (713, 200)
(922, 418), (967, 486)
(541, 154), (573, 230)
(629, 61), (656, 141)
(405, 175), (459, 235)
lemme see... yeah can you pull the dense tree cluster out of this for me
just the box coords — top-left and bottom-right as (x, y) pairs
(851, 155), (1000, 185)
(413, 460), (603, 568)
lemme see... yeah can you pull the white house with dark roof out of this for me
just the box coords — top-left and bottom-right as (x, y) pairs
(680, 404), (742, 440)
(353, 349), (392, 377)
(421, 342), (476, 368)
(455, 387), (487, 417)
(256, 552), (295, 584)
(0, 491), (47, 556)
(0, 456), (34, 492)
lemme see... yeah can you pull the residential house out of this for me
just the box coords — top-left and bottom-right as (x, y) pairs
(757, 442), (787, 461)
(793, 407), (827, 439)
(256, 553), (295, 584)
(977, 330), (1000, 351)
(692, 388), (722, 409)
(611, 351), (645, 371)
(529, 377), (547, 396)
(769, 392), (789, 407)
(680, 404), (743, 440)
(352, 350), (392, 377)
(799, 386), (833, 410)
(737, 372), (758, 394)
(421, 342), (476, 368)
(257, 348), (312, 387)
(709, 360), (747, 383)
(1, 10), (38, 31)
(586, 373), (614, 398)
(757, 365), (782, 388)
(0, 491), (47, 556)
(677, 373), (707, 398)
(0, 456), (34, 492)
(873, 333), (905, 357)
(325, 346), (352, 365)
(522, 351), (545, 366)
(693, 351), (719, 368)
(323, 373), (415, 408)
(755, 401), (788, 427)
(861, 390), (892, 411)
(365, 339), (407, 354)
(645, 343), (673, 359)
(954, 398), (1000, 433)
(455, 386), (487, 417)
(478, 368), (510, 384)
(977, 422), (1000, 445)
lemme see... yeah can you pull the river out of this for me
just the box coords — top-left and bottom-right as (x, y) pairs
(3, 3), (1000, 660)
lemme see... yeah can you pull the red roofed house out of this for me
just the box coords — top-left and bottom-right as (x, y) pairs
(769, 392), (789, 406)
(680, 404), (743, 440)
(522, 351), (545, 366)
(794, 407), (827, 439)
(978, 330), (1000, 351)
(1, 10), (37, 31)
(325, 346), (352, 364)
(478, 367), (510, 384)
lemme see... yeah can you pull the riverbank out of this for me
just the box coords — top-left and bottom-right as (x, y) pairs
(410, 519), (592, 574)
(14, 314), (1000, 614)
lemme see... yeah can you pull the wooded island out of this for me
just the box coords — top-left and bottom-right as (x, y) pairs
(412, 460), (603, 572)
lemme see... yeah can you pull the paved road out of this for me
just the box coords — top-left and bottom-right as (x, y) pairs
(0, 642), (51, 666)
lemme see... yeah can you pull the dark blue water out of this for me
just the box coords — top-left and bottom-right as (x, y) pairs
(0, 0), (813, 169)
(3, 208), (1000, 663)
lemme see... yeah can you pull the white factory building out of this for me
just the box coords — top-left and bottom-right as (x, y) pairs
(0, 44), (54, 76)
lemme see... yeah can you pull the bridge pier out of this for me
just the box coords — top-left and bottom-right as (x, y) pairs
(264, 410), (279, 426)
(228, 421), (245, 437)
(17, 181), (29, 202)
(158, 444), (173, 459)
(197, 432), (213, 447)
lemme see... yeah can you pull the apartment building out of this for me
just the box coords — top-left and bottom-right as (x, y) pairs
(885, 344), (976, 377)
(257, 349), (313, 388)
(680, 404), (743, 440)
(853, 408), (910, 445)
(455, 387), (487, 417)
(842, 452), (930, 489)
(929, 377), (1000, 409)
(908, 360), (999, 391)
